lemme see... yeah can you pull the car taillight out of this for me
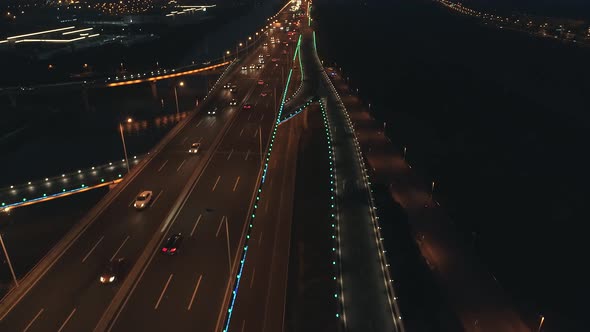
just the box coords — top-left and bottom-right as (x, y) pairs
(170, 248), (176, 253)
(162, 248), (168, 252)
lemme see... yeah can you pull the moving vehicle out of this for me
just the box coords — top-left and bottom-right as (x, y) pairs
(242, 103), (252, 110)
(162, 233), (183, 255)
(230, 85), (238, 93)
(134, 191), (153, 210)
(229, 98), (238, 106)
(257, 80), (264, 85)
(223, 83), (231, 89)
(241, 65), (248, 70)
(188, 143), (200, 154)
(207, 106), (218, 115)
(99, 258), (125, 284)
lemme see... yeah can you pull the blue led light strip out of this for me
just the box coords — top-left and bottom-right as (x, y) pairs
(222, 31), (301, 332)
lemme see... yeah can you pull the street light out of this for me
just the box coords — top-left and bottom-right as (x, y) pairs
(174, 81), (184, 116)
(223, 50), (230, 62)
(119, 117), (132, 173)
(0, 233), (18, 288)
(537, 315), (545, 332)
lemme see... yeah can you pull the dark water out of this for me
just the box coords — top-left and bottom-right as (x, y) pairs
(0, 0), (283, 188)
(314, 0), (589, 330)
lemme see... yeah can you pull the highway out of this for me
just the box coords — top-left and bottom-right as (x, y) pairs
(0, 11), (294, 331)
(106, 9), (300, 332)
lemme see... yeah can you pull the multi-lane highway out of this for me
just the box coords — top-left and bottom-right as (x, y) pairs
(107, 37), (292, 332)
(0, 6), (298, 331)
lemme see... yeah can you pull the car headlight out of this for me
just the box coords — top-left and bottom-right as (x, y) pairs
(100, 276), (106, 282)
(109, 276), (115, 282)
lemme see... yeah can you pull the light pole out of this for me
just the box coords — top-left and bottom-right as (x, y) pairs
(247, 36), (252, 54)
(0, 233), (18, 288)
(236, 42), (243, 58)
(403, 146), (407, 160)
(119, 117), (132, 173)
(258, 125), (264, 167)
(537, 315), (545, 332)
(223, 216), (231, 273)
(174, 81), (184, 116)
(223, 50), (230, 62)
(430, 181), (435, 198)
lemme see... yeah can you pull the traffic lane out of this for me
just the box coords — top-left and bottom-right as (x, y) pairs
(0, 141), (210, 331)
(108, 31), (290, 330)
(229, 104), (303, 332)
(109, 79), (280, 331)
(109, 150), (264, 332)
(0, 63), (258, 330)
(108, 63), (285, 332)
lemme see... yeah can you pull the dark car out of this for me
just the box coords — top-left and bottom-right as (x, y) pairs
(242, 103), (252, 110)
(99, 258), (125, 284)
(230, 85), (238, 93)
(161, 233), (183, 255)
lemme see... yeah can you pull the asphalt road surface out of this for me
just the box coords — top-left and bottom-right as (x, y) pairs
(0, 15), (294, 331)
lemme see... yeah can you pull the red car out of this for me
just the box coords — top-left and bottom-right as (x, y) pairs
(242, 103), (252, 110)
(257, 80), (264, 85)
(271, 58), (278, 62)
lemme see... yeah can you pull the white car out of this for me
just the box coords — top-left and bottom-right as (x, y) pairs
(188, 143), (200, 153)
(134, 191), (153, 210)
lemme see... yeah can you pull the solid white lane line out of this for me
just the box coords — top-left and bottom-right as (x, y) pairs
(250, 268), (256, 288)
(260, 114), (265, 121)
(245, 150), (250, 161)
(154, 274), (173, 310)
(181, 137), (188, 144)
(227, 149), (234, 160)
(258, 232), (263, 246)
(176, 159), (186, 172)
(151, 190), (164, 208)
(191, 215), (202, 237)
(187, 274), (203, 311)
(240, 127), (245, 136)
(216, 216), (226, 237)
(57, 308), (77, 332)
(196, 119), (204, 127)
(110, 236), (130, 262)
(233, 176), (240, 192)
(23, 308), (44, 332)
(82, 236), (104, 263)
(158, 160), (168, 172)
(211, 176), (221, 192)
